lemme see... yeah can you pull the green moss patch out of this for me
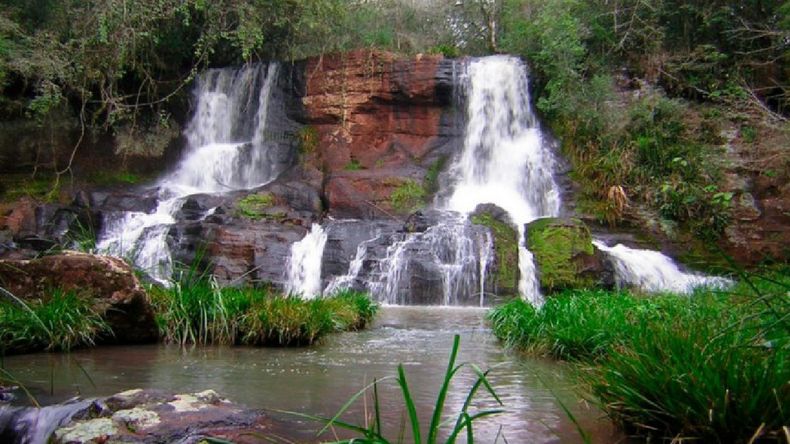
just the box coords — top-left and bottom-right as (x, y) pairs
(236, 193), (275, 220)
(471, 213), (519, 295)
(526, 217), (595, 293)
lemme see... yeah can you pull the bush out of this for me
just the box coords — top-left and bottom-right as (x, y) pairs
(390, 179), (426, 213)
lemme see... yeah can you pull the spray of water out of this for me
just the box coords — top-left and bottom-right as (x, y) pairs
(97, 64), (283, 283)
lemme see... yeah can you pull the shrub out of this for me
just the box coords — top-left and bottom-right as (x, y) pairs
(390, 179), (426, 213)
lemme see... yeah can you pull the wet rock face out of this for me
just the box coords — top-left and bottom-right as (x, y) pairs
(302, 50), (462, 219)
(0, 389), (282, 444)
(0, 252), (158, 346)
(470, 204), (519, 296)
(525, 217), (613, 294)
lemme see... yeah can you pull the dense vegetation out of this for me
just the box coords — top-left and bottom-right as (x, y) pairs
(2, 0), (786, 247)
(489, 270), (789, 442)
(0, 281), (377, 351)
(150, 281), (378, 347)
(495, 1), (788, 244)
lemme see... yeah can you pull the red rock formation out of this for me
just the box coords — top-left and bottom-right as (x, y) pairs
(302, 50), (455, 218)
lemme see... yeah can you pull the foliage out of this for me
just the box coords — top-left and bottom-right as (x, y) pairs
(488, 271), (790, 441)
(240, 296), (334, 346)
(236, 192), (275, 220)
(423, 155), (447, 194)
(0, 288), (110, 353)
(496, 0), (787, 240)
(471, 212), (519, 294)
(149, 277), (252, 346)
(291, 334), (504, 443)
(344, 159), (363, 171)
(390, 179), (426, 213)
(151, 272), (379, 347)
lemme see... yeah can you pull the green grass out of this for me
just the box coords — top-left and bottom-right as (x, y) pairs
(390, 179), (426, 213)
(344, 159), (363, 171)
(150, 277), (379, 347)
(0, 288), (111, 353)
(488, 273), (790, 442)
(87, 171), (144, 186)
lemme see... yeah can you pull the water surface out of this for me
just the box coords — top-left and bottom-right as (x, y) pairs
(3, 307), (619, 442)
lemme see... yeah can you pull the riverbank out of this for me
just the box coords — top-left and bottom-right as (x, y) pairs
(489, 269), (790, 442)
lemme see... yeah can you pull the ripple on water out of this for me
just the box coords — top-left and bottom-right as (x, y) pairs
(2, 306), (619, 443)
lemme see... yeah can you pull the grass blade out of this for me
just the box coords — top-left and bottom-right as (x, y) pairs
(397, 364), (422, 444)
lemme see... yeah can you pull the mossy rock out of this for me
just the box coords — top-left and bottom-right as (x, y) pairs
(525, 217), (603, 293)
(471, 206), (519, 296)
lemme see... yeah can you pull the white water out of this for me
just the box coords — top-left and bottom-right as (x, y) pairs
(97, 64), (283, 282)
(445, 56), (561, 304)
(593, 241), (732, 293)
(327, 56), (561, 305)
(285, 224), (328, 298)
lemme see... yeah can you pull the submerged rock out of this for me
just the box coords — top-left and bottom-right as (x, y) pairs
(525, 217), (613, 293)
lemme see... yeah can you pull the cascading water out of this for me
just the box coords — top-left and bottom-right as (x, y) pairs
(326, 55), (726, 305)
(328, 56), (561, 305)
(285, 224), (328, 298)
(97, 64), (285, 283)
(593, 241), (732, 293)
(444, 56), (561, 305)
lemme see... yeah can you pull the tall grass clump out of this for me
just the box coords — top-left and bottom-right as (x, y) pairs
(240, 296), (333, 346)
(241, 291), (378, 346)
(489, 274), (790, 442)
(149, 278), (258, 346)
(151, 269), (379, 347)
(0, 288), (110, 353)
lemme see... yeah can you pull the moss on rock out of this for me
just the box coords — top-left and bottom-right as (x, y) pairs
(526, 217), (597, 293)
(471, 212), (519, 296)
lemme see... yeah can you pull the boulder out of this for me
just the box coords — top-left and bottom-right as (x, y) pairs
(0, 389), (296, 444)
(471, 205), (520, 296)
(0, 252), (158, 345)
(525, 217), (612, 293)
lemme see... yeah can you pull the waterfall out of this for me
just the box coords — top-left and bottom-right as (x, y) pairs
(285, 224), (328, 298)
(97, 64), (284, 283)
(328, 56), (560, 305)
(443, 56), (561, 304)
(593, 241), (732, 293)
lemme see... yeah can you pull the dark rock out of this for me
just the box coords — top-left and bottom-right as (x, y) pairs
(321, 219), (402, 284)
(404, 211), (432, 233)
(0, 252), (159, 349)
